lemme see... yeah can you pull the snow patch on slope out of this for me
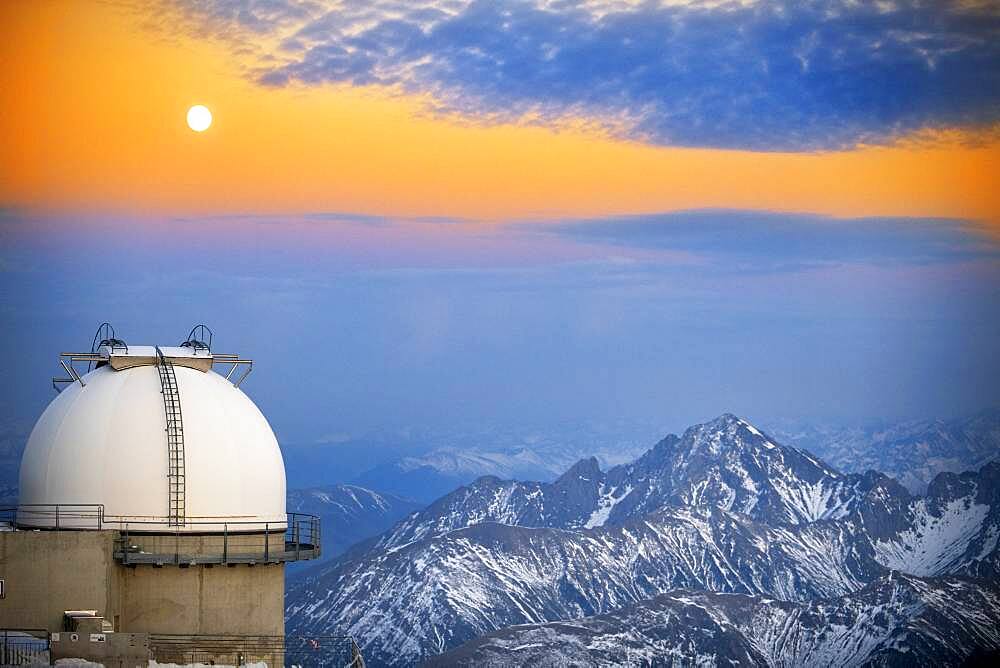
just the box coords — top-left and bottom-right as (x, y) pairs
(875, 495), (991, 576)
(584, 485), (632, 529)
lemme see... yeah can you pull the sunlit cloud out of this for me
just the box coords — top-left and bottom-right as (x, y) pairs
(164, 0), (1000, 151)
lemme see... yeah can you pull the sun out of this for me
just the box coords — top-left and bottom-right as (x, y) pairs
(186, 105), (212, 132)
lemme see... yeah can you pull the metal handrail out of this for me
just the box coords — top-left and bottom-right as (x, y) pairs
(221, 357), (254, 388)
(50, 350), (254, 391)
(90, 322), (128, 356)
(181, 324), (213, 352)
(147, 634), (364, 667)
(2, 504), (105, 530)
(0, 629), (50, 667)
(1, 506), (316, 534)
(1, 504), (320, 565)
(52, 353), (105, 391)
(113, 513), (320, 566)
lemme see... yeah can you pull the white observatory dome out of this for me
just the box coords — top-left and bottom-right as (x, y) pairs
(18, 356), (286, 532)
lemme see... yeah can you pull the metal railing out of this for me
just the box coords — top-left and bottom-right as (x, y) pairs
(213, 352), (254, 388)
(0, 630), (363, 668)
(0, 630), (49, 666)
(51, 352), (104, 391)
(285, 636), (366, 668)
(114, 513), (320, 565)
(50, 319), (253, 391)
(148, 634), (364, 667)
(2, 503), (105, 530)
(1, 505), (320, 565)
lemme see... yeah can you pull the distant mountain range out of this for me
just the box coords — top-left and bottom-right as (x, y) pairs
(282, 422), (654, 502)
(282, 408), (1000, 502)
(0, 421), (30, 492)
(285, 484), (423, 567)
(349, 436), (654, 503)
(285, 414), (1000, 666)
(766, 408), (1000, 493)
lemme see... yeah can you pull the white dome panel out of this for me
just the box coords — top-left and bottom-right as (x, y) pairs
(18, 364), (286, 532)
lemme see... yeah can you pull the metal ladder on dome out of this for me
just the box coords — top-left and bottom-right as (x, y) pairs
(155, 347), (186, 526)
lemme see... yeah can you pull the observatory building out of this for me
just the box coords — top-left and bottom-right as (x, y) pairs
(0, 325), (359, 666)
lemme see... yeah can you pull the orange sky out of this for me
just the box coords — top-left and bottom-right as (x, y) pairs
(2, 1), (998, 225)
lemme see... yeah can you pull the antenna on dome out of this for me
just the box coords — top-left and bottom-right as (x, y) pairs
(182, 324), (213, 353)
(89, 322), (127, 372)
(91, 322), (128, 357)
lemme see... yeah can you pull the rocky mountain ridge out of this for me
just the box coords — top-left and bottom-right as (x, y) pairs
(286, 414), (1000, 666)
(373, 415), (893, 553)
(429, 573), (1000, 667)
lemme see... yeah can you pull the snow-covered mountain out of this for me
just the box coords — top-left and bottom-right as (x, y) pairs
(285, 484), (422, 563)
(285, 415), (1000, 666)
(767, 408), (1000, 494)
(288, 506), (884, 664)
(429, 573), (1000, 667)
(370, 414), (884, 553)
(866, 463), (1000, 580)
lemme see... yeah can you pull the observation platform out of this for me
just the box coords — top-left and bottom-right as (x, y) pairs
(1, 505), (321, 566)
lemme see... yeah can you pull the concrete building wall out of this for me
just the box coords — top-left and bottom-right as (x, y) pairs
(119, 563), (284, 635)
(0, 530), (283, 636)
(0, 530), (119, 631)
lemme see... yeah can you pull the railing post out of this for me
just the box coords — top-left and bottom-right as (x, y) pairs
(265, 523), (269, 561)
(223, 523), (228, 563)
(55, 505), (59, 529)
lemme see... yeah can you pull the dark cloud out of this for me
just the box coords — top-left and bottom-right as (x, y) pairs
(176, 0), (1000, 150)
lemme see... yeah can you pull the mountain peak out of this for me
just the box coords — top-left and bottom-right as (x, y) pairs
(707, 412), (746, 426)
(689, 413), (766, 439)
(676, 414), (773, 460)
(558, 456), (602, 482)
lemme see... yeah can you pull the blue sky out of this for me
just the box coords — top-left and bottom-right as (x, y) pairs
(2, 208), (998, 445)
(3, 1), (999, 456)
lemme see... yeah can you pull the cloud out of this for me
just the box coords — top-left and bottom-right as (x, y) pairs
(168, 0), (1000, 150)
(166, 210), (469, 227)
(543, 209), (1000, 269)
